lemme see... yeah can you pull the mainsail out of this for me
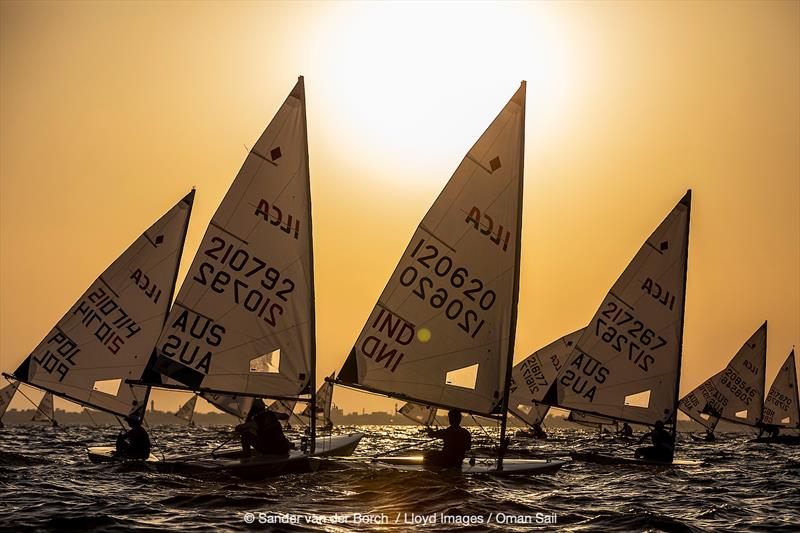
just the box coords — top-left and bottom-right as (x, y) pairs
(678, 322), (767, 431)
(151, 78), (315, 401)
(761, 349), (799, 433)
(301, 375), (334, 428)
(0, 381), (19, 423)
(201, 392), (253, 420)
(336, 82), (526, 417)
(543, 192), (691, 427)
(398, 402), (438, 427)
(174, 394), (197, 423)
(509, 328), (584, 427)
(12, 192), (195, 417)
(32, 392), (55, 423)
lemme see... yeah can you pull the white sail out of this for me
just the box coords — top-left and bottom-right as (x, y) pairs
(337, 83), (526, 416)
(398, 402), (437, 426)
(201, 392), (253, 420)
(761, 349), (799, 433)
(267, 398), (305, 428)
(567, 411), (618, 429)
(679, 322), (767, 430)
(544, 192), (691, 426)
(174, 395), (197, 423)
(13, 192), (195, 417)
(0, 381), (18, 421)
(509, 328), (584, 426)
(301, 375), (334, 428)
(32, 392), (55, 423)
(152, 78), (315, 399)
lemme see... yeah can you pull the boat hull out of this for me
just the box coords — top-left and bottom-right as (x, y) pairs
(750, 435), (800, 445)
(87, 446), (159, 463)
(372, 455), (566, 476)
(569, 451), (699, 466)
(309, 432), (363, 456)
(155, 451), (321, 479)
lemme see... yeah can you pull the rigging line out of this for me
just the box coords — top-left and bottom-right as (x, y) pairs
(142, 418), (167, 461)
(15, 386), (65, 432)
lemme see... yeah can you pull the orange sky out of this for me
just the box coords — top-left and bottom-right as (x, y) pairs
(1, 1), (798, 415)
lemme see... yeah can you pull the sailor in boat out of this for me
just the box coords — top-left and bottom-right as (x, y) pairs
(115, 415), (151, 460)
(758, 424), (780, 439)
(617, 422), (633, 438)
(424, 409), (472, 468)
(235, 399), (292, 456)
(633, 421), (674, 462)
(531, 422), (547, 439)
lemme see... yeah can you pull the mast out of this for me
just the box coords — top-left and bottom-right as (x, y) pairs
(498, 80), (526, 469)
(669, 189), (691, 441)
(297, 76), (317, 453)
(757, 320), (767, 428)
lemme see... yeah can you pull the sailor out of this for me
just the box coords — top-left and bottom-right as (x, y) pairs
(424, 409), (471, 468)
(115, 415), (151, 460)
(236, 399), (291, 456)
(617, 422), (633, 438)
(633, 420), (674, 462)
(531, 422), (547, 439)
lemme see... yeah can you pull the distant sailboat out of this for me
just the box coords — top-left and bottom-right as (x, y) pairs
(679, 322), (767, 439)
(31, 392), (58, 427)
(0, 380), (19, 429)
(6, 192), (195, 424)
(509, 328), (584, 438)
(174, 395), (198, 426)
(398, 402), (438, 428)
(300, 375), (335, 431)
(753, 349), (799, 444)
(333, 81), (564, 475)
(201, 392), (253, 420)
(543, 191), (692, 465)
(267, 398), (305, 429)
(138, 77), (361, 475)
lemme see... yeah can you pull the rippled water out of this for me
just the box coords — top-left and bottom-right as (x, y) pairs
(1, 424), (798, 532)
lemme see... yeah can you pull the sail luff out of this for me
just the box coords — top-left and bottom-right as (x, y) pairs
(669, 190), (691, 437)
(498, 80), (526, 467)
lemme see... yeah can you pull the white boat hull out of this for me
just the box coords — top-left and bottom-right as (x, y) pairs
(372, 455), (566, 476)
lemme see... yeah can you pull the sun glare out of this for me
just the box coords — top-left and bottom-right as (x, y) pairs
(312, 3), (574, 179)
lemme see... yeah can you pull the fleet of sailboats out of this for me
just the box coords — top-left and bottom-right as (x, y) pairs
(2, 76), (796, 484)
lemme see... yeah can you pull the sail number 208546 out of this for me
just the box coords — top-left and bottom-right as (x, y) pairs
(397, 238), (496, 338)
(193, 236), (294, 327)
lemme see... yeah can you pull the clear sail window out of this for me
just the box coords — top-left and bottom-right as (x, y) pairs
(445, 364), (479, 390)
(624, 390), (651, 409)
(250, 350), (281, 373)
(92, 379), (122, 396)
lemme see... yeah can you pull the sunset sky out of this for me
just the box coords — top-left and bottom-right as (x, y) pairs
(1, 1), (798, 416)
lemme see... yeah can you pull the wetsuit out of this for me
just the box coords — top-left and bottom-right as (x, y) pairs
(241, 410), (291, 455)
(425, 425), (471, 468)
(115, 425), (151, 460)
(634, 426), (674, 462)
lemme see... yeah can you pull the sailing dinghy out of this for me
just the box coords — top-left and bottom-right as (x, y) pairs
(752, 349), (799, 445)
(133, 78), (360, 476)
(542, 191), (693, 466)
(332, 81), (564, 476)
(509, 328), (584, 438)
(679, 322), (768, 440)
(2, 191), (194, 462)
(31, 392), (58, 427)
(0, 380), (19, 428)
(174, 394), (198, 425)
